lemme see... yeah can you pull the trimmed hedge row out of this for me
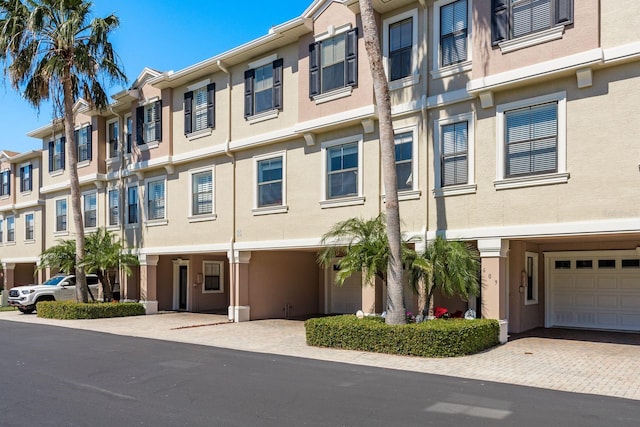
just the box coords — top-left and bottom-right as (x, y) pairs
(36, 301), (146, 319)
(305, 315), (500, 357)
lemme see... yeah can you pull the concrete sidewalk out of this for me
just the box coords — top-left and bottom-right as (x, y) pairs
(1, 310), (639, 401)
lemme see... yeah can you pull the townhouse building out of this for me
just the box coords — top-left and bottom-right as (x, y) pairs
(1, 0), (639, 335)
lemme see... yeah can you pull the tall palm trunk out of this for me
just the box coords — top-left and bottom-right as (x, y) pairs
(63, 74), (88, 302)
(359, 0), (406, 324)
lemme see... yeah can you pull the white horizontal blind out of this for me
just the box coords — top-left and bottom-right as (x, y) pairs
(147, 180), (165, 220)
(254, 64), (274, 114)
(506, 102), (557, 177)
(512, 0), (552, 38)
(441, 121), (468, 186)
(193, 87), (208, 131)
(394, 132), (413, 190)
(192, 171), (213, 215)
(441, 0), (468, 66)
(145, 104), (157, 142)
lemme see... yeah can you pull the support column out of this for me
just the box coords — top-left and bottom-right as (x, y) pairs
(361, 272), (383, 315)
(478, 238), (509, 343)
(0, 263), (13, 306)
(139, 254), (159, 314)
(228, 251), (251, 322)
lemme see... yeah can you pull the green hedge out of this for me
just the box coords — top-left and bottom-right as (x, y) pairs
(305, 315), (499, 357)
(36, 301), (146, 319)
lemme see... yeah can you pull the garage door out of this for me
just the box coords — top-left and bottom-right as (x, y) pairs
(330, 271), (362, 314)
(547, 251), (640, 331)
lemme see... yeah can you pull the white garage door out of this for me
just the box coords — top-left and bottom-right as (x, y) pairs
(547, 251), (640, 331)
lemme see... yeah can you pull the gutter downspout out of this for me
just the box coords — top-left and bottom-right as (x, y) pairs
(218, 60), (238, 322)
(109, 106), (126, 299)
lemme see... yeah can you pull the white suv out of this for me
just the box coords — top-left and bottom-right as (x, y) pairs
(7, 274), (100, 314)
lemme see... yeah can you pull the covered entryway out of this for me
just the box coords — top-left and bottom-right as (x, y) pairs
(545, 251), (640, 331)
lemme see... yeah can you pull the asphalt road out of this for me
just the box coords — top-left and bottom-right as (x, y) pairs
(0, 320), (638, 427)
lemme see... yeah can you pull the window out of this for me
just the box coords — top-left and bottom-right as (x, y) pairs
(19, 164), (32, 192)
(24, 213), (34, 240)
(0, 219), (3, 242)
(389, 19), (412, 81)
(0, 170), (10, 196)
(6, 216), (15, 242)
(491, 0), (573, 44)
(191, 170), (213, 216)
(108, 189), (119, 226)
(48, 137), (65, 172)
(203, 261), (223, 293)
(147, 179), (165, 221)
(525, 252), (538, 304)
(127, 186), (138, 224)
(394, 132), (413, 191)
(136, 100), (162, 144)
(55, 199), (67, 232)
(440, 0), (468, 67)
(309, 28), (358, 97)
(125, 115), (133, 153)
(75, 125), (92, 162)
(83, 192), (97, 228)
(245, 59), (283, 117)
(441, 121), (468, 186)
(184, 84), (215, 134)
(257, 156), (283, 208)
(108, 121), (119, 158)
(496, 92), (567, 189)
(327, 142), (358, 199)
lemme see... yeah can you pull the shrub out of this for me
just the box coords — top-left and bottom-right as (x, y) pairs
(305, 315), (499, 357)
(36, 301), (145, 320)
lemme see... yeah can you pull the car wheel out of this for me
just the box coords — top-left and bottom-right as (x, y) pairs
(19, 307), (34, 314)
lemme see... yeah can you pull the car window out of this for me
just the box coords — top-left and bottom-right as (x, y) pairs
(87, 277), (99, 285)
(43, 276), (65, 286)
(67, 277), (76, 286)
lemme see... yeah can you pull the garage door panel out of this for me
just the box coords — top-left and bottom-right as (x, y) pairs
(548, 252), (640, 331)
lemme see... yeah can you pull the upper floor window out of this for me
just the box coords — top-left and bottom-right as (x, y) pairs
(136, 100), (162, 145)
(434, 112), (476, 196)
(108, 120), (119, 158)
(125, 115), (133, 153)
(492, 0), (573, 45)
(75, 125), (92, 163)
(327, 142), (358, 199)
(245, 59), (283, 117)
(48, 137), (65, 172)
(0, 170), (10, 196)
(496, 92), (567, 189)
(24, 213), (34, 241)
(191, 170), (213, 216)
(394, 132), (413, 191)
(440, 0), (468, 67)
(55, 198), (67, 232)
(309, 28), (358, 97)
(127, 186), (138, 224)
(6, 216), (15, 242)
(257, 156), (283, 208)
(19, 164), (32, 192)
(83, 192), (97, 228)
(108, 189), (119, 226)
(184, 83), (215, 135)
(147, 179), (165, 221)
(389, 19), (412, 81)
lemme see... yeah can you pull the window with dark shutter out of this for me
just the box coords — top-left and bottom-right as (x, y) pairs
(136, 105), (145, 144)
(207, 83), (216, 128)
(244, 69), (255, 118)
(492, 0), (573, 44)
(310, 28), (358, 97)
(273, 59), (283, 110)
(184, 91), (193, 135)
(154, 100), (162, 142)
(309, 42), (320, 97)
(246, 59), (283, 117)
(48, 141), (54, 172)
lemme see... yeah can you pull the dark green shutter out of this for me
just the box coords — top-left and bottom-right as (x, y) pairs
(48, 141), (54, 172)
(154, 100), (162, 142)
(60, 137), (66, 170)
(244, 69), (255, 118)
(309, 42), (320, 97)
(87, 125), (92, 160)
(345, 28), (358, 87)
(273, 59), (283, 110)
(207, 83), (215, 128)
(491, 0), (509, 44)
(184, 91), (193, 135)
(27, 164), (32, 191)
(555, 0), (573, 24)
(136, 106), (144, 144)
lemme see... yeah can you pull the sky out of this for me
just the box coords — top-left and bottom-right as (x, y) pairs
(0, 0), (313, 153)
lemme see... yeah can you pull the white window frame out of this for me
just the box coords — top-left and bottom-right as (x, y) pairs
(126, 184), (139, 227)
(392, 125), (421, 200)
(6, 215), (15, 243)
(313, 23), (354, 104)
(51, 135), (65, 174)
(145, 176), (167, 226)
(202, 260), (224, 294)
(19, 162), (32, 193)
(432, 0), (473, 79)
(524, 251), (538, 305)
(188, 166), (216, 222)
(24, 211), (35, 242)
(76, 125), (91, 164)
(0, 169), (10, 198)
(54, 197), (68, 234)
(382, 8), (420, 90)
(253, 151), (288, 215)
(83, 190), (98, 230)
(107, 118), (120, 160)
(107, 187), (120, 228)
(495, 91), (568, 190)
(320, 135), (364, 208)
(433, 112), (476, 197)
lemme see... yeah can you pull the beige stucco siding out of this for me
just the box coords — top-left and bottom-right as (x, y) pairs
(601, 0), (640, 49)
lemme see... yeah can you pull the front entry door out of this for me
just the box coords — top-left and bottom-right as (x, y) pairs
(179, 265), (188, 310)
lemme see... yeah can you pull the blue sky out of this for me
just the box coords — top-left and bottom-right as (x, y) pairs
(0, 0), (312, 153)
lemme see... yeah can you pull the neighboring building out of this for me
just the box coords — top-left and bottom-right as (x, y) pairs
(1, 0), (638, 334)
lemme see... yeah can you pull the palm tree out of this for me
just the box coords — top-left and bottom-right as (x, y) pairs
(0, 0), (126, 302)
(37, 238), (76, 274)
(408, 236), (480, 317)
(83, 228), (138, 301)
(358, 0), (405, 324)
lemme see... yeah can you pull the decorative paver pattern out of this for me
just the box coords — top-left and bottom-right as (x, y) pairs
(2, 311), (639, 400)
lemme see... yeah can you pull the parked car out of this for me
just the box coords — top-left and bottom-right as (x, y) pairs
(7, 274), (100, 314)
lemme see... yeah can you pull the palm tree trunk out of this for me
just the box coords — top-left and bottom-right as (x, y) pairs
(359, 0), (406, 324)
(63, 75), (88, 303)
